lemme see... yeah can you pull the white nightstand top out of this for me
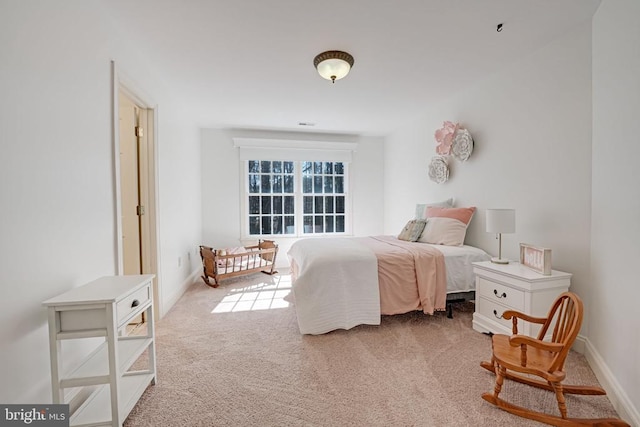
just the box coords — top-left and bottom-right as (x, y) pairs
(472, 261), (571, 283)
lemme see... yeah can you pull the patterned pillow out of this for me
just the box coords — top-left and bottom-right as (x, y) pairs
(418, 206), (476, 246)
(414, 198), (454, 219)
(398, 219), (427, 242)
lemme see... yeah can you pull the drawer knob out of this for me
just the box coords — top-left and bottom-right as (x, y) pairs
(493, 289), (507, 299)
(493, 309), (503, 319)
(131, 299), (140, 308)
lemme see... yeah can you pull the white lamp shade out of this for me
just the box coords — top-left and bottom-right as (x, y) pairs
(316, 58), (351, 81)
(486, 209), (516, 234)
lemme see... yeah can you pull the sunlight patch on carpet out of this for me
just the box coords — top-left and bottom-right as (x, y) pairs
(211, 274), (292, 313)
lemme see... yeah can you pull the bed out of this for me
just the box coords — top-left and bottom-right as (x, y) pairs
(287, 235), (490, 335)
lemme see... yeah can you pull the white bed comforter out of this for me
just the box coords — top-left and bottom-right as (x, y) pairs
(287, 238), (380, 335)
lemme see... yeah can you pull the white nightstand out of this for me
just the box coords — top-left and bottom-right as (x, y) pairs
(472, 261), (571, 336)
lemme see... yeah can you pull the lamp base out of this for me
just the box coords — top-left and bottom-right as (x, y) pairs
(491, 257), (510, 264)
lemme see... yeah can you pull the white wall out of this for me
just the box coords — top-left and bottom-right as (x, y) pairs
(201, 128), (384, 265)
(591, 0), (640, 422)
(0, 1), (201, 403)
(154, 115), (203, 311)
(384, 22), (593, 304)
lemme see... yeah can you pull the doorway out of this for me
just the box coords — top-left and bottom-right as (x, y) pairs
(112, 63), (160, 323)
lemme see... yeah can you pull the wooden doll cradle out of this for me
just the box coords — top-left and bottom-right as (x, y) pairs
(199, 240), (278, 287)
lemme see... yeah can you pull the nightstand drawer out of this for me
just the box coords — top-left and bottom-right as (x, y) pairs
(117, 284), (150, 326)
(477, 278), (524, 311)
(478, 297), (524, 332)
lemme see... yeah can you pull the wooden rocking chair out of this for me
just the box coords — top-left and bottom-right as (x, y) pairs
(480, 292), (629, 426)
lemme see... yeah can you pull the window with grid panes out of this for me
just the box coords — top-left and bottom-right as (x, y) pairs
(301, 161), (346, 234)
(247, 160), (295, 235)
(246, 160), (347, 236)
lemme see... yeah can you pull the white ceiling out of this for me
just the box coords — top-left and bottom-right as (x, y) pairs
(102, 0), (600, 136)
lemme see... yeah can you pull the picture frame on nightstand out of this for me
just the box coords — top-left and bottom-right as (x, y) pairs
(520, 243), (552, 275)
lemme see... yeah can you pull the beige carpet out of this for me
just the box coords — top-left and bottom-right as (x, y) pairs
(124, 271), (623, 426)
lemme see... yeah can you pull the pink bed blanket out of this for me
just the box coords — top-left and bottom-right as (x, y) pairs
(355, 236), (447, 315)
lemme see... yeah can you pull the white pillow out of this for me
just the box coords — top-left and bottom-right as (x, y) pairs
(418, 217), (468, 246)
(414, 198), (454, 219)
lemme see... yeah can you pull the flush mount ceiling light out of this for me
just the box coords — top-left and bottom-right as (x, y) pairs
(313, 50), (354, 83)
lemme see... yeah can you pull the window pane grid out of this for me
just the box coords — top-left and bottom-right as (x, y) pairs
(247, 160), (346, 236)
(248, 160), (295, 236)
(300, 161), (346, 235)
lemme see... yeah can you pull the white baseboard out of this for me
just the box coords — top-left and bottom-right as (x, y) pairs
(573, 334), (587, 354)
(161, 268), (200, 318)
(579, 336), (640, 426)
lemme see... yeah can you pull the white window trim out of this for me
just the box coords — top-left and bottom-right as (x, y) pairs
(233, 137), (357, 162)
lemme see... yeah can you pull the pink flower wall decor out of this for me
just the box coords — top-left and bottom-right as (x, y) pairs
(434, 121), (459, 155)
(429, 121), (474, 183)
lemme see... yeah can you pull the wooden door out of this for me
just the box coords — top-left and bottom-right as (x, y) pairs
(119, 91), (143, 276)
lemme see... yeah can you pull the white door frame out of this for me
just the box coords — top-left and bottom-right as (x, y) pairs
(111, 60), (162, 319)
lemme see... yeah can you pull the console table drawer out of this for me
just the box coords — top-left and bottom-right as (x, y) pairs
(117, 284), (151, 327)
(477, 278), (524, 311)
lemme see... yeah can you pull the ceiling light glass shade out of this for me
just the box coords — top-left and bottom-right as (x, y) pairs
(314, 51), (354, 83)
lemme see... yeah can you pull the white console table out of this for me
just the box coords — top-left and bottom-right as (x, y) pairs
(472, 261), (571, 337)
(43, 275), (156, 426)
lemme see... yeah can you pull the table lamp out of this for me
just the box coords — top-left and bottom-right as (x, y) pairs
(486, 209), (516, 264)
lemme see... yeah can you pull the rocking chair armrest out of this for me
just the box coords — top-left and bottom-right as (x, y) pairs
(502, 310), (548, 325)
(509, 335), (564, 353)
